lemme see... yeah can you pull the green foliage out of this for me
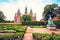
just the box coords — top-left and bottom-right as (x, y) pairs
(0, 24), (27, 33)
(43, 3), (58, 20)
(22, 20), (60, 28)
(33, 33), (60, 40)
(22, 21), (46, 26)
(53, 20), (60, 28)
(0, 33), (24, 40)
(31, 26), (45, 28)
(0, 23), (26, 40)
(22, 14), (32, 22)
(0, 11), (6, 22)
(44, 4), (58, 12)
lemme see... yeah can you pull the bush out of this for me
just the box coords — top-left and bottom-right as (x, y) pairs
(0, 32), (24, 40)
(53, 20), (60, 29)
(0, 24), (27, 33)
(31, 26), (46, 28)
(22, 21), (46, 26)
(33, 33), (60, 40)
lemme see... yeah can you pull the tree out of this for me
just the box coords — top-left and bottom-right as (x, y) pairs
(57, 14), (60, 19)
(0, 11), (6, 22)
(22, 14), (32, 22)
(43, 3), (58, 20)
(54, 6), (60, 19)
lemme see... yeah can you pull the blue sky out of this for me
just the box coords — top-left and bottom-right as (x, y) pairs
(0, 0), (60, 21)
(0, 0), (60, 4)
(56, 0), (60, 3)
(0, 0), (9, 3)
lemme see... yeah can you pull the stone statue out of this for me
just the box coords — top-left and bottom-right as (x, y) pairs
(47, 15), (56, 30)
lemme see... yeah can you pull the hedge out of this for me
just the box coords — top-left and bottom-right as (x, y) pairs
(22, 21), (46, 26)
(53, 20), (60, 28)
(33, 33), (60, 40)
(0, 32), (24, 40)
(22, 20), (60, 28)
(0, 24), (27, 33)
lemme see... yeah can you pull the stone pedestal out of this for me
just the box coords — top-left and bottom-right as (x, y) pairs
(47, 25), (56, 30)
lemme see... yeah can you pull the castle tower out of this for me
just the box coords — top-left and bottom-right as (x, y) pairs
(29, 9), (33, 21)
(14, 9), (21, 23)
(14, 13), (17, 23)
(25, 7), (27, 14)
(29, 9), (33, 17)
(33, 13), (36, 21)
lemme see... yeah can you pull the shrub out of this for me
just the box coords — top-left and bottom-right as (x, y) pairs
(0, 33), (24, 40)
(53, 20), (60, 29)
(31, 26), (45, 28)
(0, 24), (27, 33)
(22, 21), (46, 26)
(33, 33), (60, 40)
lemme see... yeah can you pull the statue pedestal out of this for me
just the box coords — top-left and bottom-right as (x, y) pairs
(47, 25), (56, 30)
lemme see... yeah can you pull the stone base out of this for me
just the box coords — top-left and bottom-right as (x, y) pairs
(47, 27), (56, 30)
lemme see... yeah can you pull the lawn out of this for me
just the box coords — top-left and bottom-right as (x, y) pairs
(30, 26), (46, 28)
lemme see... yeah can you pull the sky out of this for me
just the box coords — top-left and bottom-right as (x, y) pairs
(0, 0), (60, 21)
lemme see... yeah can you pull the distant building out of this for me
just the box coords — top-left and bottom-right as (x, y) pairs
(14, 7), (36, 23)
(14, 9), (21, 23)
(52, 17), (59, 20)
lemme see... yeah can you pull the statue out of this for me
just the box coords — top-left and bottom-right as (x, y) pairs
(47, 15), (56, 30)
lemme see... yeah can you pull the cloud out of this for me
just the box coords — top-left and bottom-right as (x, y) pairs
(0, 3), (18, 21)
(0, 0), (58, 21)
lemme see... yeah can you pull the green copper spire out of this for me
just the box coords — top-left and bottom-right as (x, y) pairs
(47, 15), (55, 26)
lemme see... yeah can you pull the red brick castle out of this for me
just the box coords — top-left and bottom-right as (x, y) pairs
(14, 7), (36, 23)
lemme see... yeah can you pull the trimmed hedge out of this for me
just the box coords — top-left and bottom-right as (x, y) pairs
(0, 32), (24, 40)
(0, 24), (27, 33)
(53, 20), (60, 28)
(33, 33), (60, 40)
(30, 26), (46, 28)
(22, 21), (46, 26)
(22, 20), (60, 28)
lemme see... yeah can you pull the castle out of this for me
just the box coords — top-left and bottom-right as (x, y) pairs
(14, 7), (36, 23)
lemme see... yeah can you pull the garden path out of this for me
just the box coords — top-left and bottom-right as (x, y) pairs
(23, 26), (60, 40)
(31, 28), (60, 34)
(23, 27), (34, 40)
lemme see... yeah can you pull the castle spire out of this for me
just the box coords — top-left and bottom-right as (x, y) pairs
(25, 6), (27, 14)
(14, 9), (21, 23)
(29, 9), (33, 17)
(17, 9), (21, 15)
(34, 13), (36, 16)
(32, 13), (36, 21)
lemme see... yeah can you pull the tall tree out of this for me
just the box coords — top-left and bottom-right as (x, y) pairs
(43, 3), (58, 20)
(22, 14), (32, 22)
(54, 6), (60, 19)
(0, 11), (6, 22)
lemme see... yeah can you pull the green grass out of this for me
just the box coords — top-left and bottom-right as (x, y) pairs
(30, 26), (46, 28)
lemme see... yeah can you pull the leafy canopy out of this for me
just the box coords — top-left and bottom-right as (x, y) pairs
(22, 14), (32, 22)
